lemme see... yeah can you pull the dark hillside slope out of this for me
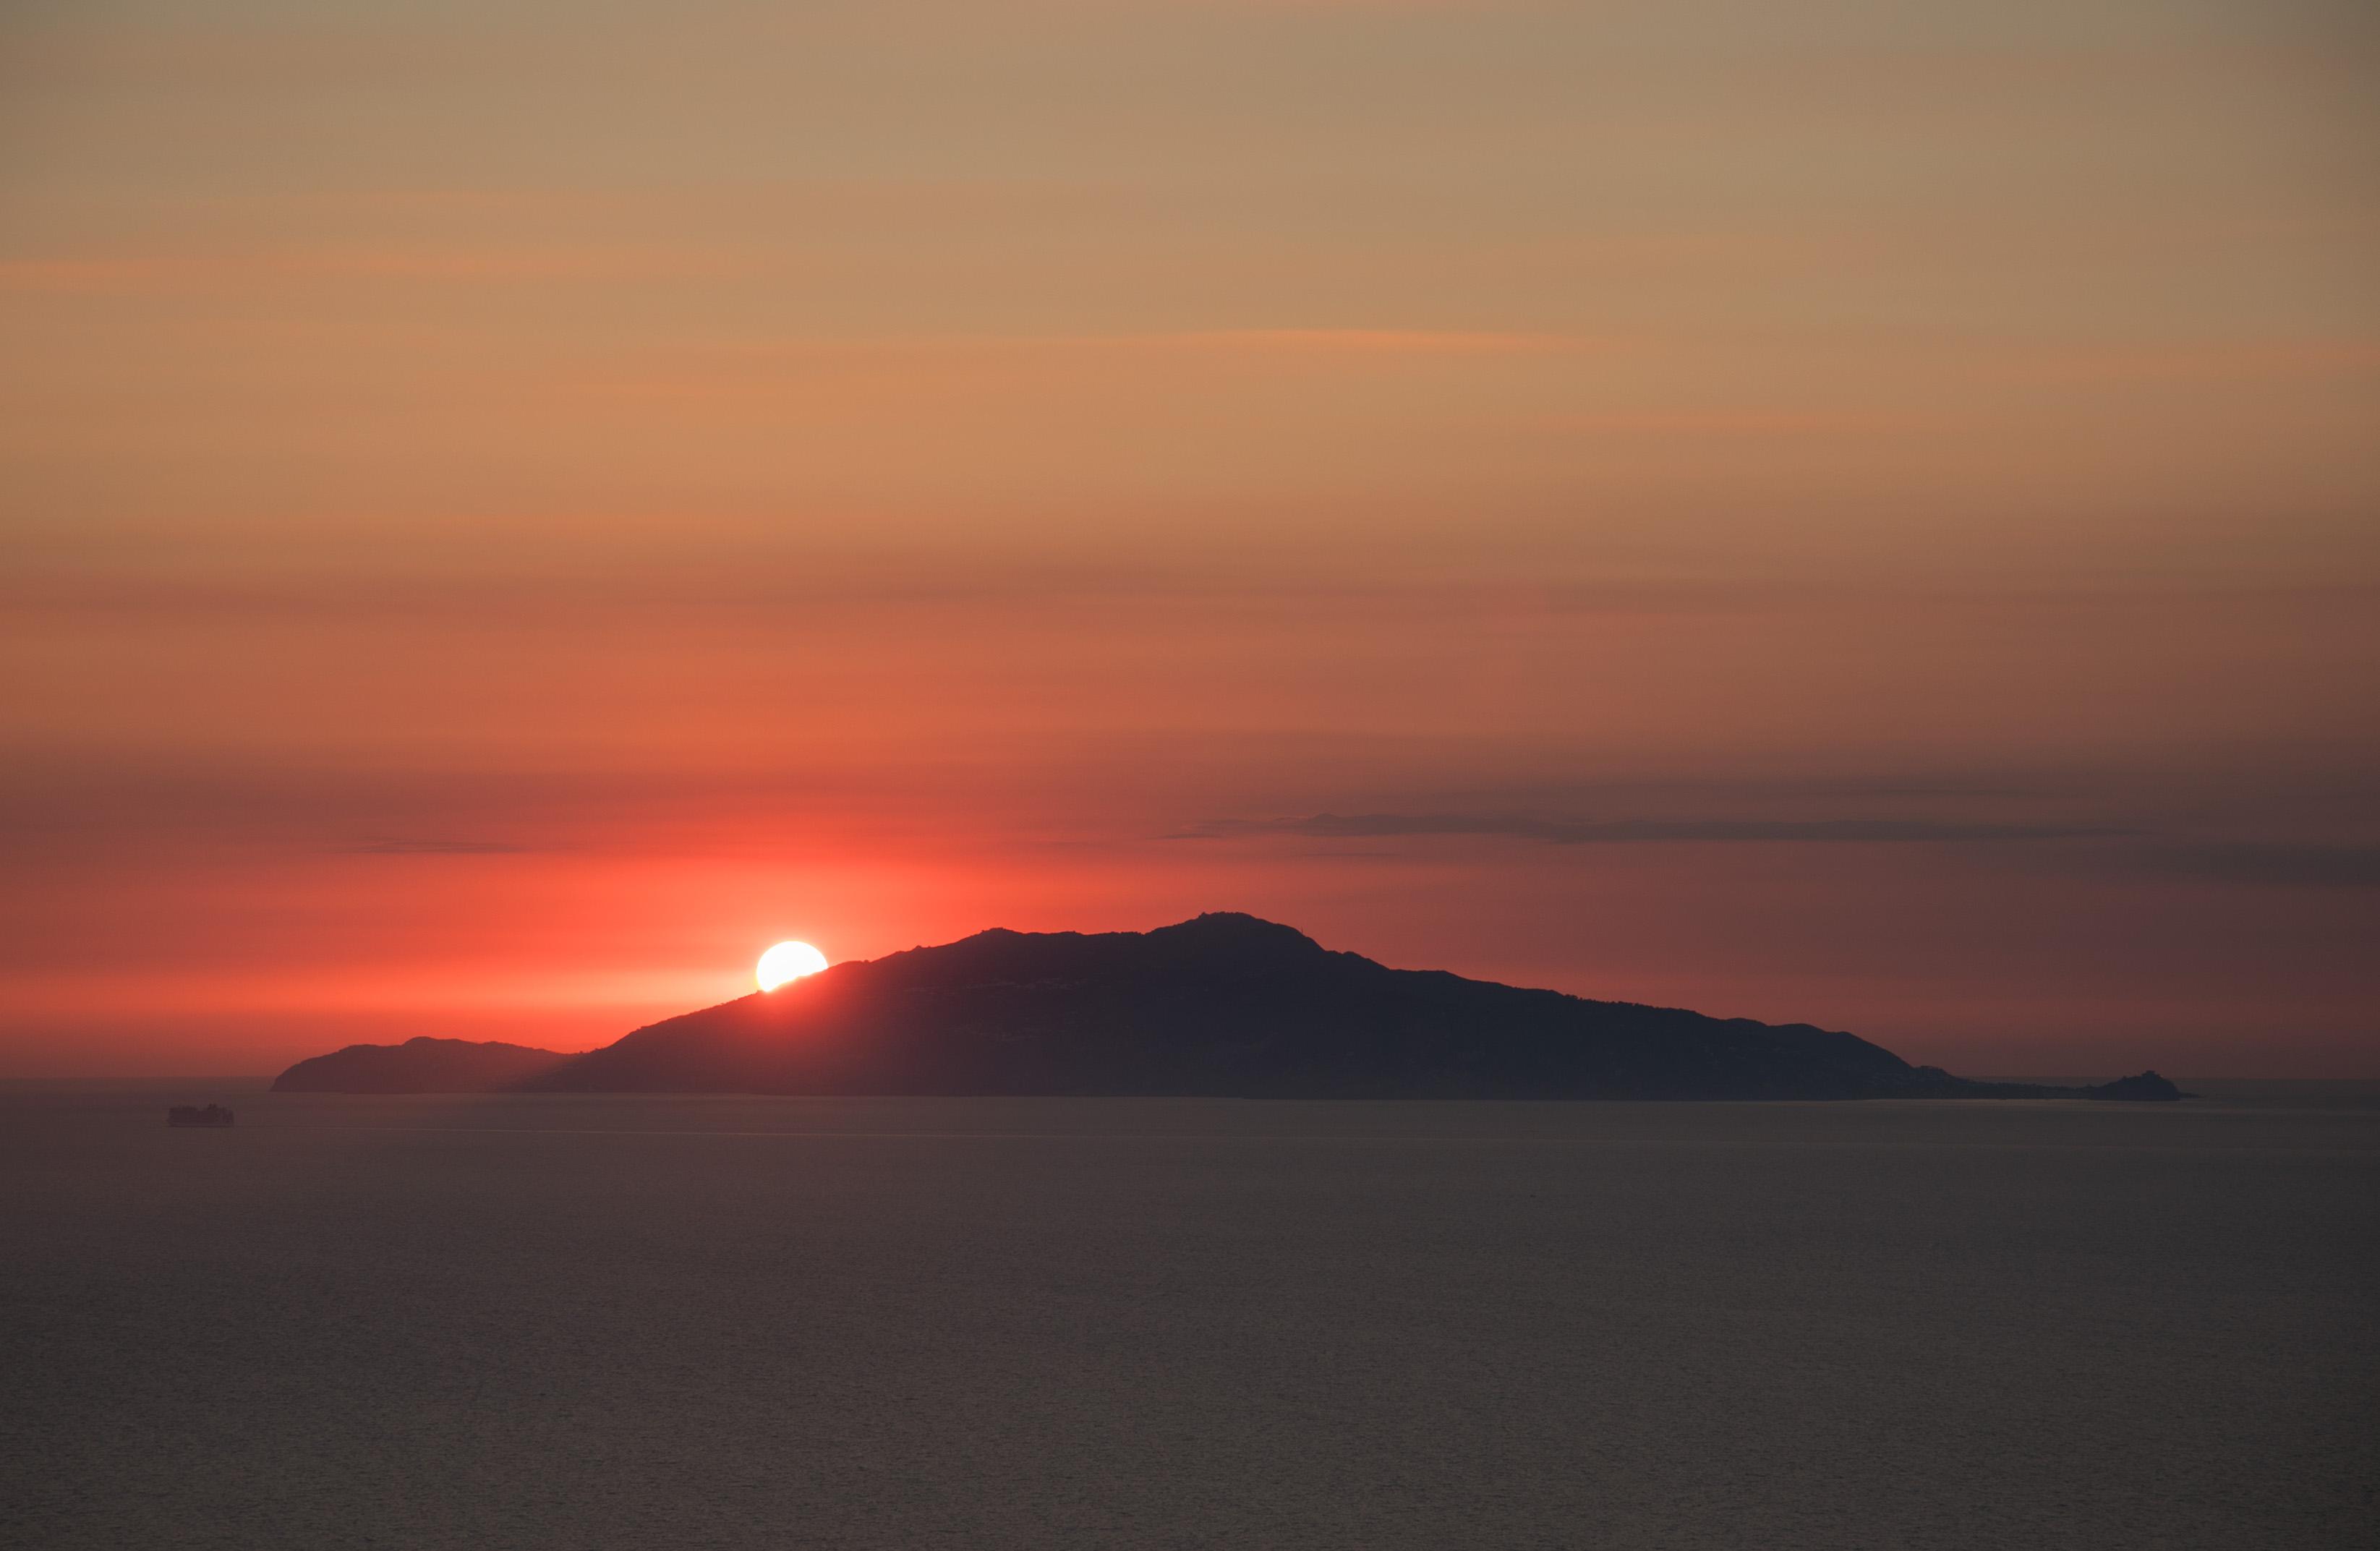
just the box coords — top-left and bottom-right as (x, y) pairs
(273, 1036), (570, 1093)
(523, 913), (1979, 1100)
(278, 915), (2167, 1099)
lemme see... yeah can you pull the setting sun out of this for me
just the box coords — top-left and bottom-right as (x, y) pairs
(756, 941), (829, 992)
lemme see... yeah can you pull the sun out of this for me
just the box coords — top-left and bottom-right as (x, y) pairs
(756, 940), (829, 991)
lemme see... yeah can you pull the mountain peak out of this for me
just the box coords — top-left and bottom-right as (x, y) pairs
(1148, 912), (1324, 953)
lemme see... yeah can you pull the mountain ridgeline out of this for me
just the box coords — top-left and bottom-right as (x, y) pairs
(271, 914), (2182, 1101)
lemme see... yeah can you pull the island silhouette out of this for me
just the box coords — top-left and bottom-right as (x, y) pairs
(273, 913), (2184, 1101)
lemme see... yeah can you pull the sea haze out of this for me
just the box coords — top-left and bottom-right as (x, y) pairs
(3, 1087), (2373, 1550)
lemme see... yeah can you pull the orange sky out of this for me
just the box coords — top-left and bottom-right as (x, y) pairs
(3, 0), (2376, 1077)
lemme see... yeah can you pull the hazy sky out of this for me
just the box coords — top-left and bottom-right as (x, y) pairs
(4, 0), (2376, 1076)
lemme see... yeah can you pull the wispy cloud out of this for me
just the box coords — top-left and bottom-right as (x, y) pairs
(2136, 842), (2380, 889)
(2001, 339), (2380, 386)
(1179, 813), (2380, 889)
(0, 247), (745, 294)
(620, 328), (1594, 365)
(1155, 328), (1586, 356)
(341, 839), (528, 855)
(1177, 813), (2123, 844)
(1548, 409), (1926, 436)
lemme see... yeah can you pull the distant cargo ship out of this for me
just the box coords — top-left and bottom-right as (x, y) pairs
(167, 1104), (234, 1128)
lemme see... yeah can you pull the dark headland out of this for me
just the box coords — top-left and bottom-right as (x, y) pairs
(273, 913), (2184, 1101)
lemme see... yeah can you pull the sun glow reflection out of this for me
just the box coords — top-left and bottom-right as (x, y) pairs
(756, 940), (829, 991)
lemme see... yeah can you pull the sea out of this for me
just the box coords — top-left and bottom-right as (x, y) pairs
(3, 1082), (2373, 1550)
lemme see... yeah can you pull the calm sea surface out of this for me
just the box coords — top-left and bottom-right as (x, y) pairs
(4, 1085), (2373, 1550)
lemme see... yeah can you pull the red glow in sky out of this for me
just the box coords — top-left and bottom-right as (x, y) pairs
(1, 0), (2375, 1077)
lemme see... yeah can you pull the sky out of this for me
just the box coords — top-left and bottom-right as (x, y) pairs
(2, 0), (2376, 1078)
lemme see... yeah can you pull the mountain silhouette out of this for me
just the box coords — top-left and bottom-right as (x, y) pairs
(274, 1035), (572, 1093)
(270, 913), (2165, 1100)
(2081, 1069), (2188, 1101)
